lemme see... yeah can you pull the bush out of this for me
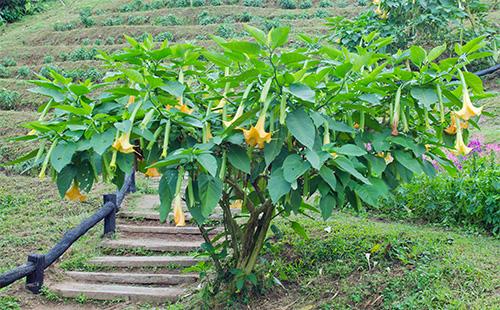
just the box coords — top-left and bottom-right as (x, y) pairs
(0, 0), (52, 24)
(192, 0), (206, 6)
(53, 21), (77, 31)
(0, 65), (11, 78)
(299, 0), (312, 9)
(68, 47), (98, 61)
(198, 11), (220, 25)
(119, 0), (145, 12)
(17, 66), (30, 78)
(375, 149), (500, 235)
(82, 38), (91, 46)
(105, 36), (115, 45)
(155, 31), (174, 42)
(0, 89), (20, 110)
(1, 57), (16, 67)
(319, 0), (333, 7)
(79, 7), (95, 27)
(43, 55), (54, 64)
(167, 0), (190, 7)
(102, 16), (124, 26)
(279, 0), (297, 9)
(243, 0), (263, 7)
(236, 12), (253, 23)
(315, 8), (329, 18)
(94, 39), (102, 46)
(216, 24), (238, 38)
(127, 15), (148, 25)
(155, 14), (183, 26)
(209, 0), (223, 5)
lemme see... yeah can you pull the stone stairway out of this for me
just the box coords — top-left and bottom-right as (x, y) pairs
(48, 194), (220, 304)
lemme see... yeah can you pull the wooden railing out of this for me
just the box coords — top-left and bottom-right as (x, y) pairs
(0, 170), (136, 293)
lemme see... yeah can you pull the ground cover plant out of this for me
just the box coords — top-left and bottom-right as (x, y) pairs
(6, 20), (494, 307)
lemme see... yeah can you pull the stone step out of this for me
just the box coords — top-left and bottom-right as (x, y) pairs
(50, 282), (185, 303)
(118, 224), (222, 235)
(101, 238), (202, 252)
(88, 255), (204, 268)
(65, 271), (198, 285)
(118, 210), (226, 222)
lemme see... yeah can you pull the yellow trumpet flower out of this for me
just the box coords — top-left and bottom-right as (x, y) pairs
(126, 95), (135, 107)
(454, 86), (482, 121)
(145, 167), (161, 178)
(65, 182), (86, 202)
(242, 111), (272, 149)
(453, 118), (472, 156)
(172, 194), (186, 227)
(204, 123), (213, 142)
(166, 103), (192, 114)
(230, 199), (242, 209)
(112, 132), (135, 154)
(376, 152), (394, 164)
(223, 104), (245, 128)
(444, 114), (468, 135)
(372, 0), (380, 5)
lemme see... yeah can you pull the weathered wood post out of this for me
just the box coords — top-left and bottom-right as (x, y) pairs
(128, 168), (137, 193)
(25, 254), (45, 294)
(103, 194), (117, 237)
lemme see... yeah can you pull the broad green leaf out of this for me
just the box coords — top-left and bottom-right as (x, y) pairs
(198, 174), (223, 218)
(333, 144), (367, 157)
(366, 154), (386, 177)
(227, 145), (251, 174)
(268, 168), (291, 203)
(57, 165), (77, 198)
(427, 44), (446, 62)
(393, 150), (423, 174)
(243, 25), (267, 46)
(409, 46), (426, 67)
(159, 169), (178, 223)
(334, 157), (371, 185)
(286, 109), (315, 149)
(196, 153), (218, 177)
(287, 83), (315, 103)
(319, 194), (336, 220)
(91, 129), (115, 155)
(290, 221), (308, 239)
(116, 153), (134, 173)
(410, 87), (438, 108)
(50, 142), (77, 172)
(222, 41), (261, 55)
(264, 129), (285, 167)
(283, 154), (311, 183)
(160, 81), (185, 97)
(319, 166), (337, 192)
(122, 69), (144, 84)
(29, 87), (65, 103)
(268, 27), (290, 49)
(463, 71), (484, 94)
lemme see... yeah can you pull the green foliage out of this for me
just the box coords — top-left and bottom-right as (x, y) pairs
(192, 0), (207, 6)
(216, 23), (239, 38)
(43, 55), (54, 64)
(155, 14), (183, 26)
(376, 154), (500, 235)
(0, 65), (10, 78)
(243, 0), (264, 7)
(53, 21), (77, 31)
(299, 0), (312, 9)
(102, 16), (124, 26)
(119, 0), (146, 12)
(127, 14), (148, 25)
(209, 0), (223, 5)
(198, 11), (220, 25)
(0, 0), (53, 24)
(279, 0), (297, 9)
(236, 12), (253, 23)
(1, 57), (16, 67)
(105, 36), (116, 45)
(0, 89), (20, 110)
(167, 0), (191, 7)
(17, 65), (30, 78)
(0, 296), (19, 310)
(319, 0), (333, 7)
(67, 47), (98, 61)
(155, 31), (174, 42)
(79, 7), (95, 27)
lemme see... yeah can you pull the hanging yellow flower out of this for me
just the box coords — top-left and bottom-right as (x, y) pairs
(444, 114), (468, 135)
(145, 167), (160, 178)
(454, 85), (482, 121)
(242, 110), (272, 149)
(126, 95), (135, 107)
(65, 182), (86, 202)
(112, 132), (135, 154)
(453, 117), (472, 156)
(173, 194), (186, 227)
(223, 104), (245, 128)
(376, 152), (394, 164)
(230, 199), (242, 209)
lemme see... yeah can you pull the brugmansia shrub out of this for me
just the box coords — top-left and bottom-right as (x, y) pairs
(9, 27), (492, 301)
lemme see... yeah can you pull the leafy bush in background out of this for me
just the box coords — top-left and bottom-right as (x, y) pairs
(192, 0), (206, 6)
(127, 14), (148, 25)
(17, 66), (30, 78)
(0, 65), (10, 78)
(102, 16), (124, 26)
(79, 7), (95, 27)
(299, 0), (312, 9)
(198, 11), (220, 25)
(319, 0), (333, 7)
(154, 31), (174, 42)
(53, 21), (77, 31)
(243, 0), (264, 7)
(279, 0), (297, 9)
(375, 143), (500, 235)
(1, 57), (16, 67)
(0, 89), (20, 110)
(0, 0), (53, 24)
(155, 14), (183, 26)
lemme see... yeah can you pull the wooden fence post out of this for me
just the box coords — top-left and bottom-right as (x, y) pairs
(103, 194), (117, 237)
(128, 168), (137, 193)
(25, 254), (45, 294)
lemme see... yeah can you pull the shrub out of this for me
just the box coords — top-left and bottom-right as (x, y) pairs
(155, 31), (174, 42)
(192, 0), (206, 6)
(127, 15), (148, 25)
(65, 68), (103, 82)
(150, 0), (168, 9)
(261, 18), (282, 31)
(167, 0), (190, 7)
(79, 7), (95, 27)
(279, 0), (297, 9)
(243, 0), (263, 7)
(102, 16), (124, 26)
(0, 89), (20, 110)
(299, 0), (312, 9)
(0, 65), (10, 78)
(119, 0), (145, 12)
(225, 0), (239, 4)
(236, 12), (253, 23)
(155, 14), (183, 26)
(216, 24), (238, 38)
(53, 21), (77, 31)
(82, 38), (91, 46)
(43, 55), (54, 64)
(209, 0), (223, 5)
(1, 57), (16, 67)
(68, 47), (98, 61)
(17, 66), (30, 78)
(198, 11), (219, 25)
(315, 8), (329, 18)
(94, 39), (102, 46)
(319, 0), (333, 7)
(105, 36), (115, 45)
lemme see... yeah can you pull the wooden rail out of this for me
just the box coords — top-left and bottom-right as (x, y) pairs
(0, 169), (136, 293)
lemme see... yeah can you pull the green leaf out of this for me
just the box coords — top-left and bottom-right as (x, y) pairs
(283, 154), (311, 183)
(160, 81), (185, 97)
(91, 129), (115, 155)
(159, 169), (178, 223)
(393, 150), (423, 175)
(286, 109), (315, 149)
(2, 149), (38, 166)
(354, 178), (388, 207)
(116, 153), (134, 173)
(366, 155), (386, 177)
(244, 25), (267, 46)
(57, 165), (77, 198)
(287, 83), (315, 103)
(50, 142), (77, 172)
(319, 166), (337, 192)
(333, 144), (367, 157)
(28, 87), (65, 103)
(227, 145), (250, 174)
(409, 46), (426, 67)
(268, 27), (290, 49)
(222, 41), (261, 55)
(264, 129), (285, 167)
(268, 168), (291, 204)
(196, 153), (218, 177)
(463, 71), (484, 94)
(319, 194), (336, 220)
(290, 221), (308, 239)
(334, 157), (371, 185)
(410, 87), (438, 108)
(198, 174), (223, 218)
(427, 44), (446, 62)
(122, 69), (144, 84)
